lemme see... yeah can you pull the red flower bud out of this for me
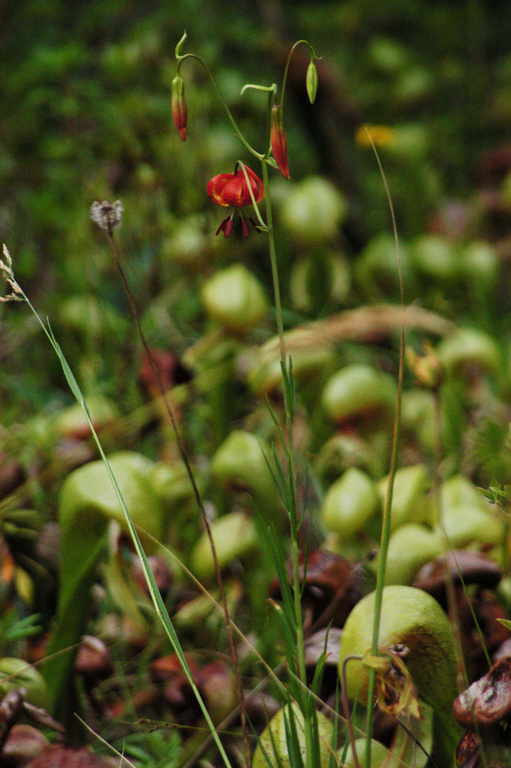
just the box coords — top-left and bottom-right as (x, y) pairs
(207, 165), (264, 208)
(270, 105), (290, 179)
(171, 75), (187, 141)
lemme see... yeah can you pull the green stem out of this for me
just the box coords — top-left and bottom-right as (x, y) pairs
(363, 132), (405, 768)
(105, 231), (250, 764)
(341, 656), (363, 768)
(502, 514), (510, 572)
(280, 39), (317, 115)
(237, 162), (269, 231)
(261, 161), (285, 359)
(432, 388), (471, 687)
(177, 53), (263, 161)
(17, 289), (235, 768)
(261, 156), (314, 767)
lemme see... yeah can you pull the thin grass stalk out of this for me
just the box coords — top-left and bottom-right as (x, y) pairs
(14, 284), (235, 768)
(502, 516), (510, 572)
(175, 34), (263, 162)
(432, 388), (470, 688)
(260, 158), (316, 768)
(143, 527), (379, 765)
(363, 132), (405, 768)
(104, 228), (250, 764)
(181, 664), (285, 768)
(75, 715), (138, 768)
(431, 392), (492, 768)
(433, 387), (493, 674)
(341, 656), (363, 768)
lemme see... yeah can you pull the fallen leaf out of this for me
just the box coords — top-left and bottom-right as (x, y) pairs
(454, 657), (511, 726)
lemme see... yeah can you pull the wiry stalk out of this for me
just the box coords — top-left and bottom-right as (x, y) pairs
(103, 227), (250, 765)
(260, 157), (316, 768)
(3, 266), (234, 768)
(363, 132), (405, 768)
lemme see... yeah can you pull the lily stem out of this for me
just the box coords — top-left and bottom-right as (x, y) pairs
(261, 158), (313, 768)
(363, 133), (405, 768)
(177, 52), (263, 161)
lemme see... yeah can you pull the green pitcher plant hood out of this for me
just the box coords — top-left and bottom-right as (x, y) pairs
(44, 451), (166, 719)
(339, 585), (460, 766)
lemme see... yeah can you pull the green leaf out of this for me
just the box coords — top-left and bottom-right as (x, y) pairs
(44, 451), (164, 720)
(497, 618), (511, 632)
(22, 293), (234, 768)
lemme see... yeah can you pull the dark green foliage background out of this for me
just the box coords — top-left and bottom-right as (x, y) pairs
(3, 0), (511, 411)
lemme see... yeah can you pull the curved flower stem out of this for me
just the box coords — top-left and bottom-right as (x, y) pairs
(341, 656), (364, 768)
(363, 130), (405, 768)
(177, 52), (263, 161)
(260, 161), (285, 360)
(432, 390), (472, 685)
(237, 162), (269, 231)
(265, 87), (276, 157)
(240, 83), (276, 97)
(280, 39), (318, 114)
(104, 230), (250, 766)
(10, 279), (235, 768)
(260, 148), (314, 766)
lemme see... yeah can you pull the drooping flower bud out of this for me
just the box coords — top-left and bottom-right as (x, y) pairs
(171, 75), (187, 141)
(270, 105), (290, 179)
(306, 59), (318, 104)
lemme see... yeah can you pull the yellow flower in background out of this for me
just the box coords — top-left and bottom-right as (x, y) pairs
(355, 124), (395, 148)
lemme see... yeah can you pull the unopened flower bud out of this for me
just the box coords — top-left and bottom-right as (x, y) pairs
(306, 59), (318, 104)
(171, 75), (187, 141)
(270, 105), (290, 179)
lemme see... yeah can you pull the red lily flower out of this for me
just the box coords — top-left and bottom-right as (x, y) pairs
(270, 105), (290, 179)
(207, 164), (264, 238)
(207, 165), (264, 208)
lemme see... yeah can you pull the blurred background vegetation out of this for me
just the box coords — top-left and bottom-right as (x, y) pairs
(3, 7), (511, 760)
(3, 0), (511, 417)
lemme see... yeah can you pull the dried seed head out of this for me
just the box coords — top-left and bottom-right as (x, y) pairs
(0, 244), (23, 302)
(90, 200), (123, 233)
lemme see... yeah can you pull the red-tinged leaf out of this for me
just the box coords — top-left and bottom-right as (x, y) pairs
(454, 657), (511, 726)
(2, 724), (48, 764)
(26, 745), (111, 768)
(75, 636), (112, 678)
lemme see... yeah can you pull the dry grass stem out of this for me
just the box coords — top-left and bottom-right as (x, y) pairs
(261, 304), (454, 360)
